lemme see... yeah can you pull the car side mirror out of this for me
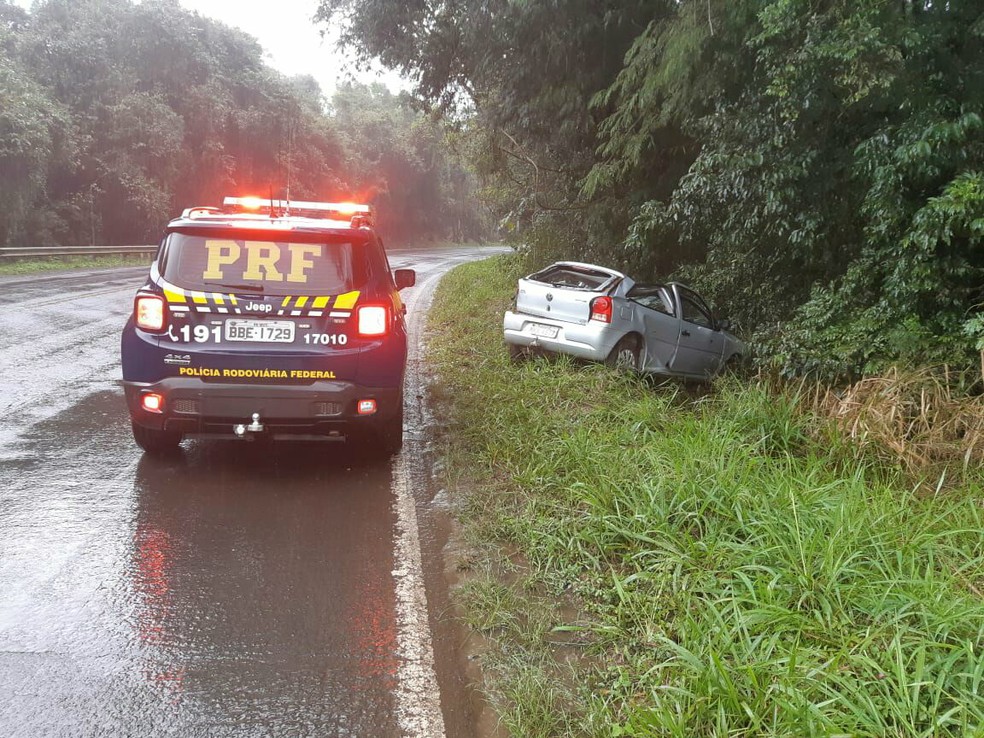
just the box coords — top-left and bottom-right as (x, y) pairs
(395, 268), (416, 290)
(717, 318), (732, 332)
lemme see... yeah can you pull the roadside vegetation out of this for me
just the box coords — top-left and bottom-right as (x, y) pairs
(0, 0), (488, 249)
(324, 0), (982, 379)
(428, 255), (984, 737)
(0, 253), (151, 276)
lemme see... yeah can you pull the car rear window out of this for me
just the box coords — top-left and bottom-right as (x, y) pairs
(160, 231), (368, 296)
(529, 264), (616, 291)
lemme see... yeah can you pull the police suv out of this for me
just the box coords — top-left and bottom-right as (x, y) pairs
(121, 196), (415, 455)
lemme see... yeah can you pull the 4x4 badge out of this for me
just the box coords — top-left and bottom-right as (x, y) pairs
(163, 353), (191, 366)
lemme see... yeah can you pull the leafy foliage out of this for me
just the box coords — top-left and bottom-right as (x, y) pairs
(0, 52), (73, 246)
(0, 0), (486, 247)
(324, 0), (984, 375)
(318, 0), (658, 261)
(597, 0), (984, 374)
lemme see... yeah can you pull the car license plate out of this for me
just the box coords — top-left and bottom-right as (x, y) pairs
(224, 319), (295, 343)
(529, 323), (559, 339)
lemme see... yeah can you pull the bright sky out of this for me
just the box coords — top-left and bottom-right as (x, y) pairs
(14, 0), (404, 97)
(177, 0), (405, 96)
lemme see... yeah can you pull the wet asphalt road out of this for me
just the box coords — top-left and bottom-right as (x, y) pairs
(0, 246), (501, 737)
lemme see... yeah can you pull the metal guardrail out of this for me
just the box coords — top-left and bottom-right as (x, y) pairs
(0, 245), (157, 260)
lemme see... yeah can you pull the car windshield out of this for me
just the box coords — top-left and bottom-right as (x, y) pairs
(160, 231), (368, 296)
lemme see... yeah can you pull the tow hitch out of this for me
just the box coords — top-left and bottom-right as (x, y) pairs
(234, 413), (265, 438)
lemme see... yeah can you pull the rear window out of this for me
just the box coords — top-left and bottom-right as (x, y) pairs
(529, 264), (616, 291)
(160, 231), (368, 296)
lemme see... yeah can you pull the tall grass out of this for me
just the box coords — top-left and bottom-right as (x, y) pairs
(429, 255), (984, 737)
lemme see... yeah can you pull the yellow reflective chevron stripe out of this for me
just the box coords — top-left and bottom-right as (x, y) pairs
(334, 291), (360, 310)
(165, 291), (352, 313)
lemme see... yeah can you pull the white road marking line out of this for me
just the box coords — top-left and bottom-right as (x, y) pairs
(392, 459), (446, 737)
(391, 267), (449, 738)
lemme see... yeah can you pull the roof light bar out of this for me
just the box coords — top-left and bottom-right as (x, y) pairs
(223, 197), (371, 215)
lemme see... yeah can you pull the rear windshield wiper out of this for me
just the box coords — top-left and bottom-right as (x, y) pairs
(214, 283), (264, 293)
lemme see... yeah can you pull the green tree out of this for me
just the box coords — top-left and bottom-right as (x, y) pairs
(594, 0), (984, 373)
(0, 47), (74, 245)
(0, 0), (485, 247)
(317, 0), (657, 249)
(331, 82), (485, 243)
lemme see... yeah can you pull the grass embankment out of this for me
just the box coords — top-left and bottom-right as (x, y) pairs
(0, 254), (151, 276)
(427, 254), (984, 737)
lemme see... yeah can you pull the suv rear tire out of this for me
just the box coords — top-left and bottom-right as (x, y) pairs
(375, 403), (405, 455)
(353, 401), (404, 457)
(131, 423), (182, 455)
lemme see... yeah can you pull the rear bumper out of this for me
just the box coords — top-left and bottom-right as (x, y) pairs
(502, 311), (620, 361)
(124, 377), (401, 437)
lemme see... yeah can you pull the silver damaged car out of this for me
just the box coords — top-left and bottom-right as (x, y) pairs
(503, 261), (745, 379)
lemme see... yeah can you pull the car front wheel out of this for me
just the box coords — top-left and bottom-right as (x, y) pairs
(721, 353), (743, 376)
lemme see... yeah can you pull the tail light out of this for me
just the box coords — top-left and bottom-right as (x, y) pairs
(357, 304), (390, 337)
(589, 296), (612, 323)
(141, 393), (164, 413)
(135, 295), (167, 331)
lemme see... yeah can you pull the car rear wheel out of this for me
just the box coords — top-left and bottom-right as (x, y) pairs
(607, 336), (640, 372)
(131, 422), (182, 455)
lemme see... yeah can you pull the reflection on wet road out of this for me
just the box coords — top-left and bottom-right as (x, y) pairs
(2, 393), (401, 736)
(0, 247), (503, 737)
(131, 441), (401, 736)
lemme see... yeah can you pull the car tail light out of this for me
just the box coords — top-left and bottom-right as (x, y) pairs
(135, 295), (166, 331)
(589, 296), (612, 323)
(357, 305), (390, 337)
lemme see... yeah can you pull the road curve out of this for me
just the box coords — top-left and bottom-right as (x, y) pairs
(0, 245), (503, 737)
